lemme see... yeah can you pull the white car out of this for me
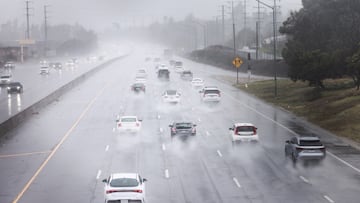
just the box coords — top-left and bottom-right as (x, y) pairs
(103, 173), (147, 203)
(162, 90), (181, 103)
(229, 123), (259, 143)
(191, 78), (204, 88)
(0, 74), (12, 84)
(40, 66), (50, 74)
(136, 69), (147, 78)
(199, 86), (221, 102)
(116, 116), (142, 132)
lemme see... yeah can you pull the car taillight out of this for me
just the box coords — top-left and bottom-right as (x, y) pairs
(133, 189), (143, 193)
(192, 128), (196, 133)
(171, 128), (176, 132)
(106, 190), (118, 194)
(296, 146), (303, 153)
(118, 123), (121, 127)
(218, 92), (221, 96)
(253, 127), (257, 135)
(136, 122), (140, 127)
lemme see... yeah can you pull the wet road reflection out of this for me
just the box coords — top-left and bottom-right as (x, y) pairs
(7, 93), (22, 116)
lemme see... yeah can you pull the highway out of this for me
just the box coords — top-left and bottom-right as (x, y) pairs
(1, 44), (360, 203)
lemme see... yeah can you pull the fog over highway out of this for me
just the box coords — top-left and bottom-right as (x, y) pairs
(1, 44), (360, 203)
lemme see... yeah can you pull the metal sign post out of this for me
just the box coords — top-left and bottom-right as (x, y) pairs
(232, 56), (243, 84)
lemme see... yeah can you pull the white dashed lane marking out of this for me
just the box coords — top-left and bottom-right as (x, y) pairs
(299, 176), (310, 184)
(165, 169), (170, 178)
(324, 195), (335, 203)
(105, 145), (110, 152)
(216, 150), (223, 157)
(233, 177), (241, 188)
(96, 170), (102, 180)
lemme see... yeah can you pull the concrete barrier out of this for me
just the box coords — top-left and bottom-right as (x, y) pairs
(0, 54), (129, 137)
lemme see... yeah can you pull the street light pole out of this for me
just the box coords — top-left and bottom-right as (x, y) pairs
(256, 0), (277, 97)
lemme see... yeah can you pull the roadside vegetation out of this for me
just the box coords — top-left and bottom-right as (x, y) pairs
(233, 78), (360, 143)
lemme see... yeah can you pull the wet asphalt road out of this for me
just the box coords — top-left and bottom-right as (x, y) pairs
(1, 44), (360, 203)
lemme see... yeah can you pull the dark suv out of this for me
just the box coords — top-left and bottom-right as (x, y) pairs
(180, 70), (193, 81)
(157, 68), (170, 80)
(169, 122), (196, 140)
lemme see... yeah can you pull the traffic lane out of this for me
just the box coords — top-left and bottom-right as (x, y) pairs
(176, 69), (360, 202)
(0, 53), (135, 203)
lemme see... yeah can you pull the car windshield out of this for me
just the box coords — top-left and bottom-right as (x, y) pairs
(110, 178), (139, 187)
(9, 83), (20, 86)
(299, 140), (323, 146)
(121, 118), (136, 122)
(1, 76), (10, 78)
(175, 123), (192, 129)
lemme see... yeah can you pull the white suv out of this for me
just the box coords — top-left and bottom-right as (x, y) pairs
(199, 86), (221, 102)
(0, 74), (12, 84)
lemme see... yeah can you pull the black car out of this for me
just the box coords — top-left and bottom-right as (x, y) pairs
(169, 122), (196, 140)
(131, 82), (146, 93)
(7, 82), (23, 94)
(157, 69), (170, 80)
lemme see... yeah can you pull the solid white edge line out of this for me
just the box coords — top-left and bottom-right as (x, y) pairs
(96, 170), (102, 180)
(217, 150), (223, 157)
(165, 169), (169, 178)
(299, 175), (309, 184)
(225, 92), (360, 175)
(162, 144), (166, 151)
(232, 177), (241, 188)
(105, 145), (110, 152)
(324, 195), (335, 203)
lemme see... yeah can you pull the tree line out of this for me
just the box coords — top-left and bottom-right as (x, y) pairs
(280, 0), (360, 89)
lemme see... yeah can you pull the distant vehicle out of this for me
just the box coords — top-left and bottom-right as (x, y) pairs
(7, 82), (23, 94)
(174, 61), (183, 73)
(39, 60), (49, 67)
(40, 66), (50, 74)
(191, 78), (204, 88)
(180, 70), (193, 81)
(136, 69), (147, 78)
(135, 76), (147, 84)
(153, 57), (161, 62)
(102, 173), (147, 203)
(145, 57), (151, 61)
(49, 62), (62, 69)
(199, 86), (221, 102)
(169, 122), (197, 140)
(0, 74), (12, 84)
(229, 123), (259, 144)
(169, 59), (176, 66)
(4, 61), (15, 69)
(157, 67), (170, 80)
(116, 116), (142, 133)
(65, 60), (75, 67)
(285, 136), (326, 163)
(162, 90), (181, 103)
(163, 48), (173, 59)
(131, 82), (146, 93)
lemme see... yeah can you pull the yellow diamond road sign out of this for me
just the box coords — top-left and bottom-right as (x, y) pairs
(232, 57), (243, 68)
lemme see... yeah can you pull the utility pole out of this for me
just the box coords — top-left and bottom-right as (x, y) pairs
(25, 1), (31, 39)
(44, 5), (50, 57)
(221, 5), (225, 45)
(244, 0), (247, 47)
(230, 1), (238, 84)
(256, 0), (261, 60)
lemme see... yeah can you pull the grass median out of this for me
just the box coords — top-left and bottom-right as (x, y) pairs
(222, 76), (360, 144)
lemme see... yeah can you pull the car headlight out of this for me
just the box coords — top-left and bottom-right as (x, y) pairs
(17, 86), (20, 89)
(7, 87), (10, 90)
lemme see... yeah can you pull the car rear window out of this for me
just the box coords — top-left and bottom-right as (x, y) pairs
(204, 90), (220, 94)
(175, 61), (182, 66)
(121, 118), (136, 122)
(175, 123), (192, 129)
(166, 90), (177, 95)
(236, 126), (254, 132)
(110, 178), (139, 187)
(299, 140), (323, 146)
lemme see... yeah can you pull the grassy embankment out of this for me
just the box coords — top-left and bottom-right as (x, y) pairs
(231, 77), (360, 143)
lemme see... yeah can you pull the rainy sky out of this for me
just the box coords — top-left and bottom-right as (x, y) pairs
(0, 0), (302, 31)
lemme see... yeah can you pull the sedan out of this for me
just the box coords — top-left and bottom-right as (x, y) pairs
(131, 82), (146, 93)
(191, 77), (204, 88)
(229, 123), (259, 143)
(169, 122), (196, 140)
(162, 90), (181, 103)
(103, 173), (147, 203)
(7, 82), (23, 94)
(116, 116), (142, 133)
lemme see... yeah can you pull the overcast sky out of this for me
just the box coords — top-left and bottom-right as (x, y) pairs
(0, 0), (303, 31)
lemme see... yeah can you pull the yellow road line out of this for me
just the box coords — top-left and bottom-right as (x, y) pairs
(12, 85), (107, 203)
(0, 151), (51, 158)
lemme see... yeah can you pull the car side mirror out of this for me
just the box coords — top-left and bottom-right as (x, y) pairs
(138, 119), (143, 122)
(102, 179), (107, 183)
(116, 119), (119, 122)
(169, 125), (173, 127)
(285, 140), (290, 144)
(143, 178), (147, 182)
(193, 124), (197, 127)
(229, 128), (234, 131)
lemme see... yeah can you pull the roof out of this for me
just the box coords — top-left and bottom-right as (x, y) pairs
(111, 173), (138, 179)
(298, 136), (320, 141)
(234, 123), (256, 127)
